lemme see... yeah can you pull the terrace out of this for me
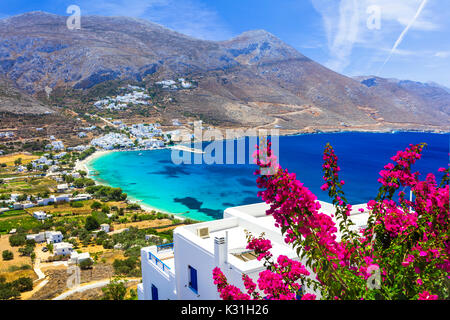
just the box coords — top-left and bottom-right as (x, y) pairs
(144, 243), (175, 276)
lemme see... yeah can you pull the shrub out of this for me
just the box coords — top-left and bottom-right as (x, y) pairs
(2, 250), (13, 261)
(79, 258), (94, 270)
(85, 216), (100, 231)
(70, 202), (84, 208)
(213, 143), (450, 301)
(9, 234), (26, 247)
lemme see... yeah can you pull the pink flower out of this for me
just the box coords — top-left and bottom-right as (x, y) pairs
(300, 293), (316, 300)
(418, 291), (438, 300)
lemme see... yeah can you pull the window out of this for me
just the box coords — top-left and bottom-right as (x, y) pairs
(151, 284), (158, 300)
(188, 265), (198, 293)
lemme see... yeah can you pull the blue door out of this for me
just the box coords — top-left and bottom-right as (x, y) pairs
(151, 284), (158, 300)
(189, 266), (198, 293)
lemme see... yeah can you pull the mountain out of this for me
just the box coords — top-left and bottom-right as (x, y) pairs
(0, 11), (449, 131)
(0, 76), (53, 114)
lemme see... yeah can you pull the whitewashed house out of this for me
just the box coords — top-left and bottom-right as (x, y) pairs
(54, 242), (73, 256)
(100, 224), (110, 233)
(57, 184), (69, 192)
(26, 231), (63, 243)
(33, 211), (48, 220)
(70, 251), (92, 264)
(46, 231), (63, 244)
(70, 194), (92, 202)
(26, 233), (45, 243)
(138, 202), (370, 300)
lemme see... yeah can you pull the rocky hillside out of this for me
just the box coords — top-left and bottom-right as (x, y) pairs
(0, 76), (53, 114)
(0, 11), (449, 131)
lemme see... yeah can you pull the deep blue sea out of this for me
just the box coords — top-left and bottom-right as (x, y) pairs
(88, 132), (449, 221)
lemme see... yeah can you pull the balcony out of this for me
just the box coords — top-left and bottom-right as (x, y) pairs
(145, 244), (175, 276)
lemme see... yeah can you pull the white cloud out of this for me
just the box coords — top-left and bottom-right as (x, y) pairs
(435, 51), (450, 58)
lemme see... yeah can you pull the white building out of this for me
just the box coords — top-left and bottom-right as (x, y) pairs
(33, 211), (48, 220)
(57, 184), (69, 192)
(138, 202), (370, 300)
(26, 231), (63, 244)
(46, 231), (63, 244)
(100, 224), (110, 233)
(23, 202), (35, 209)
(54, 152), (67, 159)
(70, 194), (92, 202)
(46, 141), (65, 151)
(91, 133), (134, 150)
(36, 194), (70, 206)
(54, 242), (73, 256)
(70, 251), (92, 264)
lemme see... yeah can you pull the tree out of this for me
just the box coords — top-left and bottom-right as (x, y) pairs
(78, 170), (87, 177)
(46, 243), (53, 253)
(2, 250), (13, 261)
(90, 201), (102, 211)
(9, 234), (26, 247)
(14, 158), (22, 166)
(64, 175), (75, 183)
(79, 258), (94, 270)
(101, 205), (110, 214)
(102, 277), (128, 300)
(85, 216), (100, 231)
(13, 277), (33, 292)
(213, 143), (450, 301)
(26, 163), (33, 171)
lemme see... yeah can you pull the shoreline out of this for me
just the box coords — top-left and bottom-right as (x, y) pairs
(74, 150), (114, 173)
(82, 130), (447, 222)
(81, 149), (190, 221)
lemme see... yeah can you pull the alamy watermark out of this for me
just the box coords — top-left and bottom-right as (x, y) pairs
(170, 122), (280, 176)
(366, 5), (381, 30)
(66, 265), (81, 289)
(66, 5), (81, 30)
(366, 264), (381, 290)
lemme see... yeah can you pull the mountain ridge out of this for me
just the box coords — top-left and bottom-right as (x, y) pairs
(0, 11), (449, 131)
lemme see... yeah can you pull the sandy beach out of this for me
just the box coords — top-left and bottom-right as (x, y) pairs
(74, 150), (114, 173)
(80, 149), (189, 221)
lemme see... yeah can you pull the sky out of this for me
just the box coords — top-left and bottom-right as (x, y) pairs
(0, 0), (449, 87)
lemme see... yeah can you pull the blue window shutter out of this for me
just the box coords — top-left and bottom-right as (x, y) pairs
(151, 284), (158, 300)
(189, 266), (198, 292)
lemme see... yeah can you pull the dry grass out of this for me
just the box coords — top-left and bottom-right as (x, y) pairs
(0, 268), (37, 282)
(0, 153), (39, 166)
(0, 234), (33, 272)
(112, 218), (174, 230)
(99, 250), (126, 264)
(31, 201), (128, 218)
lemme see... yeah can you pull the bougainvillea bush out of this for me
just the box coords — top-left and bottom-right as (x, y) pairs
(213, 142), (449, 300)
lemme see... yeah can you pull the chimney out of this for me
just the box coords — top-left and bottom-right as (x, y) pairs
(214, 232), (228, 266)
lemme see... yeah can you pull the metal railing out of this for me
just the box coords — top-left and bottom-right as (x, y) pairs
(156, 243), (174, 252)
(148, 251), (171, 272)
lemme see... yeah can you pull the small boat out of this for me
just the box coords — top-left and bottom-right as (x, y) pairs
(138, 153), (143, 156)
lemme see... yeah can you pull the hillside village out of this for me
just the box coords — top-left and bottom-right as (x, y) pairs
(0, 87), (204, 299)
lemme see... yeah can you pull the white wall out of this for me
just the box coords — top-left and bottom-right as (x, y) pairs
(140, 248), (177, 300)
(174, 232), (220, 300)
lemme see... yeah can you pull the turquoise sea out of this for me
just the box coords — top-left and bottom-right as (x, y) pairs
(88, 132), (449, 221)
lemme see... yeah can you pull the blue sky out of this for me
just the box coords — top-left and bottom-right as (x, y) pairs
(1, 0), (449, 87)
